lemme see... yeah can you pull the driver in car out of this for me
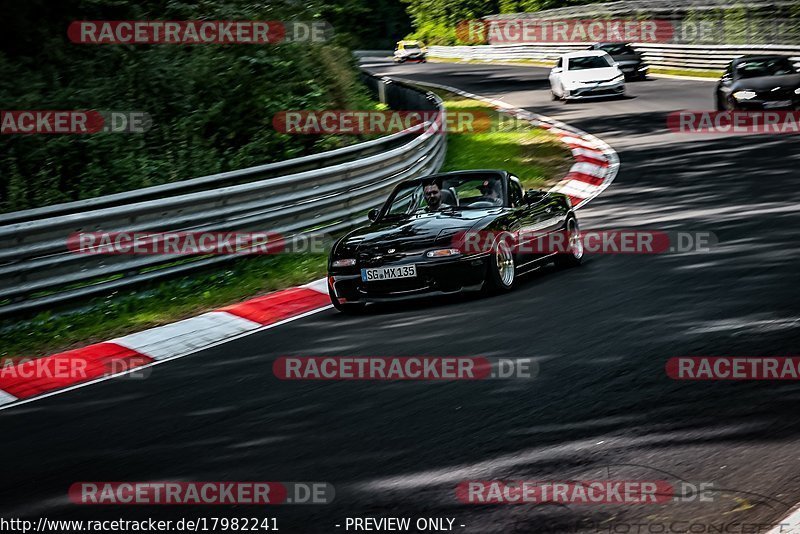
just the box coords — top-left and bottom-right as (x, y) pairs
(479, 180), (503, 206)
(423, 182), (451, 211)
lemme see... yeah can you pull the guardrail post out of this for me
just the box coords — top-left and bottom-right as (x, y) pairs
(378, 77), (392, 104)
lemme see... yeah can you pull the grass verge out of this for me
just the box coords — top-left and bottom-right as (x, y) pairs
(430, 57), (552, 68)
(0, 253), (327, 361)
(647, 67), (723, 79)
(428, 87), (573, 190)
(1, 89), (572, 361)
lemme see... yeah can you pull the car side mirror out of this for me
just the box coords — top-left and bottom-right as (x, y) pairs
(552, 67), (562, 74)
(367, 208), (380, 222)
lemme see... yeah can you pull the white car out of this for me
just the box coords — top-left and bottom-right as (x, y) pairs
(549, 51), (626, 101)
(393, 41), (427, 63)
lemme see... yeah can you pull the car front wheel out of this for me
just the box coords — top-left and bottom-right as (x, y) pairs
(485, 234), (516, 293)
(724, 96), (736, 111)
(716, 92), (726, 111)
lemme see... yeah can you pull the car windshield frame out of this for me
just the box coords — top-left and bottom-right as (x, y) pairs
(568, 55), (613, 70)
(379, 175), (507, 220)
(598, 44), (635, 56)
(735, 57), (796, 79)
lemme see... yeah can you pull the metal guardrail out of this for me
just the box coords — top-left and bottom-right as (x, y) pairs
(0, 74), (446, 318)
(352, 50), (394, 58)
(428, 43), (800, 71)
(485, 0), (800, 45)
(485, 0), (800, 19)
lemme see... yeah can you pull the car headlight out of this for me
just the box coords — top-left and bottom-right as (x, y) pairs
(611, 74), (625, 83)
(794, 87), (800, 95)
(332, 258), (356, 267)
(425, 248), (461, 258)
(733, 90), (757, 100)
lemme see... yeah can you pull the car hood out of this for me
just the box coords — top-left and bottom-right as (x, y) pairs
(733, 73), (800, 91)
(337, 209), (499, 254)
(563, 67), (622, 83)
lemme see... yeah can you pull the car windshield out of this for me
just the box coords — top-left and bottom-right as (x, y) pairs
(569, 55), (613, 70)
(383, 175), (504, 217)
(405, 45), (420, 51)
(599, 44), (635, 56)
(736, 58), (796, 78)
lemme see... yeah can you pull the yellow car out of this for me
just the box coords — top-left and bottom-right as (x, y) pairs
(394, 40), (427, 63)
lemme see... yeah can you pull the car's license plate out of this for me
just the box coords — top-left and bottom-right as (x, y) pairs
(361, 265), (417, 282)
(764, 100), (792, 108)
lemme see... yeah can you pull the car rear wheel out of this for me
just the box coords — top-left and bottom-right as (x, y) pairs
(328, 282), (366, 314)
(555, 216), (583, 268)
(485, 234), (516, 293)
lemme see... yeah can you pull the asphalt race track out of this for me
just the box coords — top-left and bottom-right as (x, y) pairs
(1, 58), (799, 533)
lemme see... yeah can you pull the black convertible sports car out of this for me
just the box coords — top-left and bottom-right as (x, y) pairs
(716, 55), (800, 110)
(326, 170), (583, 312)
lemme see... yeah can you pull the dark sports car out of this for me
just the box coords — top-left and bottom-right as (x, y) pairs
(326, 170), (583, 313)
(716, 55), (800, 110)
(589, 42), (648, 80)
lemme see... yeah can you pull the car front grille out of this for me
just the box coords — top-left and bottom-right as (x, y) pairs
(575, 87), (623, 97)
(756, 87), (796, 100)
(360, 277), (431, 295)
(357, 252), (420, 267)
